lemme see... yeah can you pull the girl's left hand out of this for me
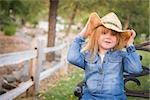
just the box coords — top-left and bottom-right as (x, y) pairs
(79, 12), (101, 38)
(126, 29), (136, 47)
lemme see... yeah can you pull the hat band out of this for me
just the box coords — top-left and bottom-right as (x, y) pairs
(104, 21), (120, 29)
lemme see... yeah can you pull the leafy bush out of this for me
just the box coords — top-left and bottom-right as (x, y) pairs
(3, 24), (17, 36)
(134, 35), (146, 44)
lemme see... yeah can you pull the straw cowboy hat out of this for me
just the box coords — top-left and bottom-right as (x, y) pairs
(87, 12), (131, 38)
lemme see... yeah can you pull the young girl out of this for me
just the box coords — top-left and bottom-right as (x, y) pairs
(67, 12), (143, 100)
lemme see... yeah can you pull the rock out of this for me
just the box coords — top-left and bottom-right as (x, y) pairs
(0, 77), (4, 89)
(0, 65), (19, 75)
(2, 79), (17, 90)
(0, 88), (7, 95)
(12, 70), (29, 82)
(19, 75), (29, 82)
(12, 70), (22, 81)
(3, 75), (17, 83)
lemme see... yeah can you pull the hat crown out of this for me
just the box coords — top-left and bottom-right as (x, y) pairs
(101, 12), (122, 29)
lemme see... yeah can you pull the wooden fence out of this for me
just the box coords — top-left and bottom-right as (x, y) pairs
(0, 39), (68, 100)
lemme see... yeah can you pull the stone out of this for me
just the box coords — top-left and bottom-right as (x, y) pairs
(3, 75), (17, 83)
(0, 88), (7, 95)
(2, 79), (17, 90)
(12, 70), (22, 81)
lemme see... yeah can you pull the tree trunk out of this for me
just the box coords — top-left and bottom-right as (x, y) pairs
(46, 0), (59, 62)
(65, 4), (78, 37)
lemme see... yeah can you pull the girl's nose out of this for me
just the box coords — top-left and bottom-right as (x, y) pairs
(105, 32), (111, 38)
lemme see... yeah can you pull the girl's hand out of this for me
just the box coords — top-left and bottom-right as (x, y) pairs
(126, 29), (136, 47)
(79, 12), (101, 38)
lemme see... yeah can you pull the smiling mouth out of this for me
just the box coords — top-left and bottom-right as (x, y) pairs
(104, 41), (111, 44)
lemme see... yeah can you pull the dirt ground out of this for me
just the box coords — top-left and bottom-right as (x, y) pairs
(15, 64), (73, 100)
(0, 32), (75, 99)
(0, 34), (31, 93)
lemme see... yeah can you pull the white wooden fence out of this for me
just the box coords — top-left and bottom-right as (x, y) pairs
(0, 39), (68, 100)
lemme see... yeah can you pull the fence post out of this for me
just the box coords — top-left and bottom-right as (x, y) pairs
(65, 36), (70, 72)
(29, 58), (34, 79)
(34, 39), (44, 94)
(60, 38), (69, 75)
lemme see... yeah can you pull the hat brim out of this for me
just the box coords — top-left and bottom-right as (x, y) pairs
(91, 12), (131, 37)
(102, 24), (131, 37)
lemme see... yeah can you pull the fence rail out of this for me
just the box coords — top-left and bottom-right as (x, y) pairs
(0, 80), (33, 100)
(0, 39), (68, 100)
(40, 62), (65, 81)
(0, 50), (37, 67)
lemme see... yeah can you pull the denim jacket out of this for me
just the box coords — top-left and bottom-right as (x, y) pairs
(67, 35), (143, 99)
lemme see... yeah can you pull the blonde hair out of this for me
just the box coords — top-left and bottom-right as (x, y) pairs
(82, 26), (130, 56)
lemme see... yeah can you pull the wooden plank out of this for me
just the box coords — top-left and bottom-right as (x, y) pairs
(34, 39), (44, 94)
(23, 61), (29, 77)
(44, 43), (66, 53)
(0, 50), (37, 67)
(40, 62), (65, 81)
(60, 42), (68, 75)
(29, 59), (34, 78)
(0, 80), (33, 100)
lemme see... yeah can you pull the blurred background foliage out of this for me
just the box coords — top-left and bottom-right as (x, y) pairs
(0, 0), (149, 39)
(0, 0), (47, 35)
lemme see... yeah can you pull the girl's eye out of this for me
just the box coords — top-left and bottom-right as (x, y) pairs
(112, 31), (117, 36)
(103, 32), (106, 34)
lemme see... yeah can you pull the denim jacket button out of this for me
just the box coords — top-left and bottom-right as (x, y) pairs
(99, 70), (103, 74)
(98, 83), (101, 86)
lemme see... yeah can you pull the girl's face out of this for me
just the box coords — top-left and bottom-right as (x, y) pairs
(97, 27), (117, 50)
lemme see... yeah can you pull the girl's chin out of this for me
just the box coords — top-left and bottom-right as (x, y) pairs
(103, 47), (112, 50)
(101, 46), (113, 50)
(99, 43), (115, 50)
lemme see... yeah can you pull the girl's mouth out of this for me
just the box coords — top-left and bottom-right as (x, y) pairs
(104, 40), (111, 44)
(105, 41), (111, 43)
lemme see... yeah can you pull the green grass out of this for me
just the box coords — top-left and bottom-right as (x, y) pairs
(39, 66), (84, 100)
(41, 51), (149, 100)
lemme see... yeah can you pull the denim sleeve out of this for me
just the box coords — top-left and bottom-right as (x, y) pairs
(122, 45), (143, 74)
(67, 35), (86, 69)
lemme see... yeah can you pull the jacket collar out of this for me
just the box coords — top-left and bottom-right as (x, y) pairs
(84, 49), (115, 63)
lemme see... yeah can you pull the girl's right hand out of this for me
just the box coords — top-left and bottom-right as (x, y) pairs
(126, 29), (136, 47)
(79, 12), (101, 38)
